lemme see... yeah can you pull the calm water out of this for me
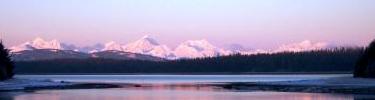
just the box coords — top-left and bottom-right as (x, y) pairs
(15, 74), (350, 84)
(2, 74), (375, 100)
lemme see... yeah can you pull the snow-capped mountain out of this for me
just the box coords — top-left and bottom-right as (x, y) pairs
(90, 35), (175, 59)
(102, 41), (125, 51)
(10, 37), (105, 53)
(174, 39), (231, 58)
(10, 37), (64, 52)
(9, 37), (331, 60)
(225, 40), (331, 55)
(123, 35), (175, 59)
(274, 40), (329, 52)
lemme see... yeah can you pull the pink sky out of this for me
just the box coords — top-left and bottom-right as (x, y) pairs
(1, 0), (374, 49)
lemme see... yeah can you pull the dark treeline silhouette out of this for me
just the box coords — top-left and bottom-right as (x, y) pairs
(15, 47), (364, 74)
(354, 40), (375, 78)
(0, 42), (14, 80)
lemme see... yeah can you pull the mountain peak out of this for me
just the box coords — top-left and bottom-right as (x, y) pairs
(141, 35), (151, 39)
(137, 35), (159, 45)
(185, 39), (209, 43)
(182, 39), (216, 50)
(102, 41), (124, 51)
(32, 37), (46, 43)
(10, 37), (63, 52)
(123, 35), (174, 58)
(104, 41), (118, 46)
(174, 39), (230, 58)
(275, 40), (329, 52)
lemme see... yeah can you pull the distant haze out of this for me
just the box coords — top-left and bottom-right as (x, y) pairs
(1, 0), (374, 49)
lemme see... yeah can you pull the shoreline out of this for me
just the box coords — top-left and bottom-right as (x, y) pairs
(0, 78), (120, 92)
(16, 72), (352, 75)
(216, 77), (375, 95)
(2, 76), (375, 95)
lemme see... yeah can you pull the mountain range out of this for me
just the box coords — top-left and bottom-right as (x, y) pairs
(9, 35), (331, 60)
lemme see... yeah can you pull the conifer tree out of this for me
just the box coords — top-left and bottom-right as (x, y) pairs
(354, 39), (375, 78)
(0, 41), (14, 80)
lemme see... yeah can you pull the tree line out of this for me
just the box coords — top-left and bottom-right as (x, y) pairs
(15, 47), (364, 74)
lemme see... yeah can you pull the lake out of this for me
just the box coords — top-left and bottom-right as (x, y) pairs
(1, 74), (375, 100)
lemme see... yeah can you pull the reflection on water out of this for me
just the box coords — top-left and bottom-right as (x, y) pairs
(15, 75), (350, 84)
(1, 84), (375, 100)
(2, 74), (375, 100)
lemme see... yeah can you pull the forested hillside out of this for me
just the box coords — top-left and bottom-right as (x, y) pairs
(15, 47), (363, 74)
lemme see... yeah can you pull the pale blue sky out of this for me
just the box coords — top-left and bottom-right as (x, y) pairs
(1, 0), (374, 49)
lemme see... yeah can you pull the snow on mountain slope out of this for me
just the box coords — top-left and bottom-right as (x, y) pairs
(123, 35), (160, 53)
(274, 40), (329, 52)
(9, 37), (331, 59)
(147, 45), (175, 58)
(238, 40), (330, 55)
(101, 41), (125, 52)
(240, 49), (270, 55)
(78, 43), (105, 53)
(10, 37), (64, 52)
(123, 35), (175, 59)
(174, 39), (231, 58)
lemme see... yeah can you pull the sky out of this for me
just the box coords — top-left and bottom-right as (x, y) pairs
(1, 0), (374, 49)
